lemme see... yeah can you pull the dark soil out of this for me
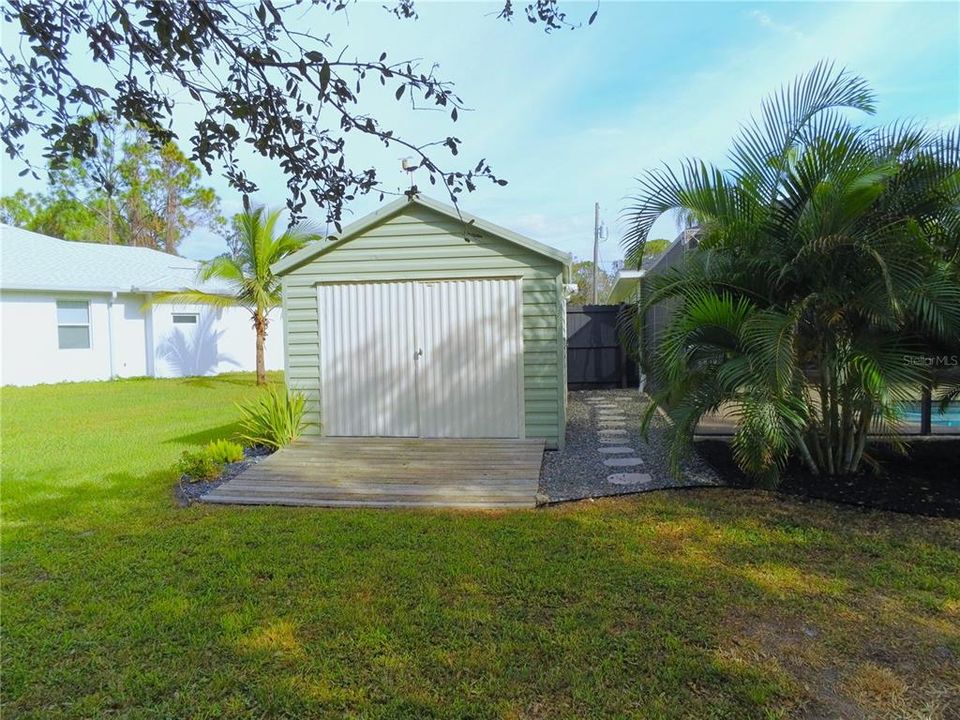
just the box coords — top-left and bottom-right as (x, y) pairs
(696, 439), (960, 518)
(174, 446), (273, 506)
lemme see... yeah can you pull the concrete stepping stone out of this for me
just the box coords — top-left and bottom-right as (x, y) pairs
(607, 473), (653, 485)
(599, 429), (627, 435)
(603, 457), (644, 467)
(598, 446), (634, 453)
(599, 436), (629, 443)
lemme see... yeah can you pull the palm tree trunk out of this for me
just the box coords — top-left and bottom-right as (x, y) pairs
(796, 435), (820, 475)
(818, 368), (836, 476)
(254, 310), (267, 386)
(848, 403), (873, 474)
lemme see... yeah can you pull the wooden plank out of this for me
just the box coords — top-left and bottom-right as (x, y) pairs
(200, 438), (544, 510)
(202, 495), (535, 509)
(204, 487), (537, 501)
(221, 475), (537, 490)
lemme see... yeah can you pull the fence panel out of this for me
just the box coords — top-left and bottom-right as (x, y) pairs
(566, 305), (638, 389)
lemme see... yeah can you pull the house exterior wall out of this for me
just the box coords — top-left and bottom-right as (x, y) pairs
(113, 294), (149, 377)
(0, 290), (283, 386)
(279, 204), (568, 448)
(1, 291), (115, 385)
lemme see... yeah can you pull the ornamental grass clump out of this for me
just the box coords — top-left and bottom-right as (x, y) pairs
(237, 386), (307, 450)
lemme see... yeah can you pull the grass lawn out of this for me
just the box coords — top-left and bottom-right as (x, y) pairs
(2, 374), (959, 719)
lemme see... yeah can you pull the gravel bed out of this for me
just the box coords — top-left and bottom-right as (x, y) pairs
(539, 389), (720, 503)
(175, 446), (273, 506)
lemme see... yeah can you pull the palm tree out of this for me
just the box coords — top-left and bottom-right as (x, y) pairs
(158, 207), (320, 385)
(623, 62), (960, 482)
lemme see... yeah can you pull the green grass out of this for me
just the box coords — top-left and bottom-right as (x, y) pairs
(2, 374), (959, 719)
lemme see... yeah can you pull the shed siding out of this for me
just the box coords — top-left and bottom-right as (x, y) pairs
(281, 205), (566, 448)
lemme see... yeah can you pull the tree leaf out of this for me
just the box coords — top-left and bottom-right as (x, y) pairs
(319, 62), (331, 93)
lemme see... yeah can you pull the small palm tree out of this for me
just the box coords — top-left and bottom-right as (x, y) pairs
(158, 207), (320, 385)
(624, 62), (960, 482)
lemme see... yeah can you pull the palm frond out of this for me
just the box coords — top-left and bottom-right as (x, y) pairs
(729, 61), (875, 203)
(150, 289), (239, 309)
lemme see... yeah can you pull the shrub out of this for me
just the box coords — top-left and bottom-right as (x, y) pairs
(237, 386), (307, 450)
(178, 449), (222, 482)
(204, 438), (245, 464)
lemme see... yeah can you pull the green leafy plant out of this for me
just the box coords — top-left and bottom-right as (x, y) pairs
(237, 387), (308, 450)
(204, 439), (245, 465)
(178, 449), (222, 483)
(624, 61), (960, 483)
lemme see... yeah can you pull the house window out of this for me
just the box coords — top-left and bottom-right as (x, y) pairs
(172, 313), (199, 325)
(57, 300), (91, 349)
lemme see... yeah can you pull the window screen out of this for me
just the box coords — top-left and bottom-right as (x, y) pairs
(57, 300), (91, 349)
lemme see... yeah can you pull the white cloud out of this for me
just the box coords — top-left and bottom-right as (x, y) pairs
(747, 9), (807, 41)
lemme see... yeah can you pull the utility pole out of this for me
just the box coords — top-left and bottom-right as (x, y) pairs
(591, 202), (600, 304)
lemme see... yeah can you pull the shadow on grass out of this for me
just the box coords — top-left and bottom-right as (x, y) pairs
(179, 372), (283, 390)
(166, 422), (245, 447)
(3, 468), (179, 535)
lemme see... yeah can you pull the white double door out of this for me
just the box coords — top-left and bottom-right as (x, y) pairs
(318, 278), (523, 438)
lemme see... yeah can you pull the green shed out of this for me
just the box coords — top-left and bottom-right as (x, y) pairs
(272, 194), (572, 449)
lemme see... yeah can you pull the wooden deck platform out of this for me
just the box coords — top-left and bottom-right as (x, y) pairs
(201, 437), (546, 509)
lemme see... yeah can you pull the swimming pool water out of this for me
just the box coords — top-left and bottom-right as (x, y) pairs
(900, 402), (960, 428)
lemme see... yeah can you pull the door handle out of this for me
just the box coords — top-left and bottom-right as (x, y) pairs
(415, 348), (423, 360)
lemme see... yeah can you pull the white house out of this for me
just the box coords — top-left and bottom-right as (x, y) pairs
(0, 225), (283, 386)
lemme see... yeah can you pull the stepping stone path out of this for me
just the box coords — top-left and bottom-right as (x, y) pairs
(603, 457), (644, 467)
(590, 395), (651, 488)
(607, 473), (653, 485)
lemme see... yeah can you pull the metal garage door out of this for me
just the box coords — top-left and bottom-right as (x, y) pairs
(318, 279), (523, 438)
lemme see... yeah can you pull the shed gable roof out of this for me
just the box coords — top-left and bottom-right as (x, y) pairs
(272, 194), (571, 275)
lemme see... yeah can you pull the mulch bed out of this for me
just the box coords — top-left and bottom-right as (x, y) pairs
(696, 438), (960, 518)
(174, 446), (273, 506)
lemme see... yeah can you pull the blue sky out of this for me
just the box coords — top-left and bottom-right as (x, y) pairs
(2, 1), (958, 266)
